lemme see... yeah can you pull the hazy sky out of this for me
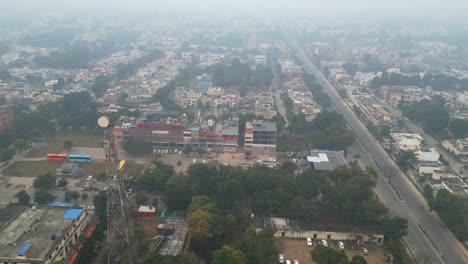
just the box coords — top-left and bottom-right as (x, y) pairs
(3, 0), (468, 19)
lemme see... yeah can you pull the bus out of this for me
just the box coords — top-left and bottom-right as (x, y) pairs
(68, 154), (92, 163)
(47, 154), (68, 162)
(118, 160), (126, 172)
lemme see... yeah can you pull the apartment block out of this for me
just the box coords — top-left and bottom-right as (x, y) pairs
(244, 120), (277, 153)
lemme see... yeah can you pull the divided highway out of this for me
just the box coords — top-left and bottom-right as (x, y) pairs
(294, 46), (467, 264)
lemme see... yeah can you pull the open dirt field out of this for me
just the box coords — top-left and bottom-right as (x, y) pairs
(157, 151), (278, 173)
(26, 131), (103, 158)
(276, 238), (386, 264)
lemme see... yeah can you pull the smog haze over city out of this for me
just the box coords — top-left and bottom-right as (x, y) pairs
(0, 1), (467, 264)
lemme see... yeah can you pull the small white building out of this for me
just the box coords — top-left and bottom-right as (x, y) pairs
(417, 146), (440, 162)
(418, 162), (441, 176)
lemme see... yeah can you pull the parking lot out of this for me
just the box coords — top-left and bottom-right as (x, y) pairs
(275, 238), (386, 264)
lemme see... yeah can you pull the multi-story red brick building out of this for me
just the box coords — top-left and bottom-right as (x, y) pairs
(0, 106), (14, 132)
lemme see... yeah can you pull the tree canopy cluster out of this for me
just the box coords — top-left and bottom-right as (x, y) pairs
(401, 95), (449, 133)
(116, 49), (165, 80)
(302, 71), (331, 107)
(287, 111), (355, 151)
(371, 71), (468, 91)
(212, 58), (273, 96)
(138, 158), (407, 262)
(428, 189), (467, 240)
(448, 118), (468, 139)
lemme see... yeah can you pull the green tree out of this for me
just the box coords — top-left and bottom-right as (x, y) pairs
(343, 62), (359, 77)
(143, 252), (204, 264)
(449, 119), (468, 139)
(350, 255), (367, 264)
(81, 193), (88, 205)
(71, 191), (80, 205)
(402, 96), (449, 133)
(382, 217), (408, 241)
(63, 140), (73, 151)
(15, 190), (30, 205)
(118, 92), (129, 105)
(244, 151), (252, 160)
(135, 192), (149, 205)
(57, 178), (68, 187)
(0, 148), (13, 161)
(212, 245), (247, 264)
(243, 227), (278, 264)
(34, 190), (55, 204)
(429, 189), (467, 240)
(14, 139), (28, 154)
(64, 191), (74, 202)
(311, 245), (349, 264)
(33, 173), (56, 190)
(396, 150), (417, 171)
(183, 145), (193, 155)
(187, 195), (223, 239)
(423, 183), (433, 199)
(122, 139), (152, 154)
(92, 74), (109, 98)
(164, 173), (192, 211)
(138, 161), (174, 192)
(385, 241), (405, 264)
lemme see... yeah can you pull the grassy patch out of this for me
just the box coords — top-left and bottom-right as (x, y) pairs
(277, 135), (309, 152)
(3, 161), (60, 177)
(3, 160), (146, 178)
(25, 131), (102, 158)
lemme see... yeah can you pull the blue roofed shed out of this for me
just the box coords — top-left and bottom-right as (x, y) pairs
(63, 209), (84, 220)
(17, 242), (33, 257)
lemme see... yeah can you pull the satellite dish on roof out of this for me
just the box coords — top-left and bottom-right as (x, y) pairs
(97, 116), (110, 128)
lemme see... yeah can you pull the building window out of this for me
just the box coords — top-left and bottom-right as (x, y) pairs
(327, 234), (331, 239)
(313, 234), (317, 239)
(378, 237), (383, 243)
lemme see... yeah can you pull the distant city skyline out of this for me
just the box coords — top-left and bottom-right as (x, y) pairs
(3, 0), (468, 20)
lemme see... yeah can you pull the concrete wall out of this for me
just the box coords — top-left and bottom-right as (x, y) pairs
(273, 230), (384, 244)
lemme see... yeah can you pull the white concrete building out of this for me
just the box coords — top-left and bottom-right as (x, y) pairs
(417, 146), (440, 162)
(390, 133), (423, 151)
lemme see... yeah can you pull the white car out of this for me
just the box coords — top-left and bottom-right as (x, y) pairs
(294, 260), (299, 264)
(306, 237), (312, 246)
(321, 239), (328, 247)
(286, 260), (291, 264)
(338, 241), (344, 249)
(278, 254), (285, 263)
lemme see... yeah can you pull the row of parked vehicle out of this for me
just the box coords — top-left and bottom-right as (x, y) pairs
(278, 255), (298, 264)
(279, 238), (369, 264)
(153, 149), (183, 154)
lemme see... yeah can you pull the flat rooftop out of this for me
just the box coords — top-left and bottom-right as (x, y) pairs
(246, 120), (277, 132)
(307, 150), (347, 171)
(0, 207), (76, 260)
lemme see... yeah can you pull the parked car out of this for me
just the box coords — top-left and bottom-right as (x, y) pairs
(338, 241), (344, 249)
(278, 254), (285, 263)
(363, 247), (368, 255)
(294, 260), (299, 264)
(286, 260), (291, 264)
(306, 237), (312, 246)
(321, 239), (328, 247)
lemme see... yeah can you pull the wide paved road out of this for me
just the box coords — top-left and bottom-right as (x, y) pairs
(294, 46), (467, 264)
